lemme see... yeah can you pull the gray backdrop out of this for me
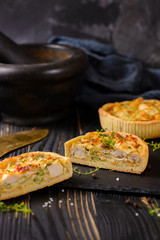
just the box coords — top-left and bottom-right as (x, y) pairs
(0, 0), (160, 67)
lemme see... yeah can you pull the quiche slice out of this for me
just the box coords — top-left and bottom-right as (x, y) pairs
(64, 131), (149, 174)
(0, 152), (72, 200)
(98, 97), (160, 139)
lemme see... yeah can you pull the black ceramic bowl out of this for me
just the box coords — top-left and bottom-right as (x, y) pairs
(0, 43), (88, 125)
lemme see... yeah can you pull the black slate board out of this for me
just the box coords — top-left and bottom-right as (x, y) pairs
(56, 117), (160, 195)
(57, 147), (160, 195)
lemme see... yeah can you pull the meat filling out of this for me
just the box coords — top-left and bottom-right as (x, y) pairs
(71, 145), (140, 164)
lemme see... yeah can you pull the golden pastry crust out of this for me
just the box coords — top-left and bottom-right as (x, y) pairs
(65, 131), (149, 174)
(98, 98), (160, 139)
(0, 152), (72, 200)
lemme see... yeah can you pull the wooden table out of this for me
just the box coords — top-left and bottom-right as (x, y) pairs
(0, 106), (160, 240)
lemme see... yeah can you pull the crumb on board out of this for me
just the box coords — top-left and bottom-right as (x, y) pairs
(125, 199), (132, 205)
(92, 173), (97, 179)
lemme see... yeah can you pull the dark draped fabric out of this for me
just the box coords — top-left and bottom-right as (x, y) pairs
(49, 36), (160, 109)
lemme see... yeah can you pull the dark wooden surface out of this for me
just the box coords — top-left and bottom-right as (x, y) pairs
(0, 107), (160, 240)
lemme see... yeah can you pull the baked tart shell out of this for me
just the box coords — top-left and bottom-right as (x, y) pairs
(99, 102), (160, 139)
(65, 131), (149, 174)
(0, 152), (72, 201)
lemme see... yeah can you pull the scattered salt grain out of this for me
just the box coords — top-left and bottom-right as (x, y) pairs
(69, 198), (71, 201)
(158, 213), (160, 217)
(43, 202), (49, 207)
(42, 198), (54, 208)
(135, 213), (139, 216)
(43, 203), (48, 207)
(70, 203), (74, 206)
(59, 200), (63, 203)
(116, 178), (120, 181)
(62, 189), (65, 192)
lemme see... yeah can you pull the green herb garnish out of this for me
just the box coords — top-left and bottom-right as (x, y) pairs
(96, 129), (116, 149)
(0, 201), (32, 214)
(148, 204), (160, 216)
(145, 140), (160, 152)
(73, 166), (100, 176)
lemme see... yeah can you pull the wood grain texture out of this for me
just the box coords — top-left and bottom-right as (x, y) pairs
(0, 107), (160, 240)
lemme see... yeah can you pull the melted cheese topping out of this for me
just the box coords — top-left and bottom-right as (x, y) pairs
(0, 152), (67, 190)
(106, 97), (160, 121)
(70, 132), (144, 166)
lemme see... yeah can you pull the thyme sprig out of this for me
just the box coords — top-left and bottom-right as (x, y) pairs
(148, 204), (160, 216)
(144, 140), (160, 152)
(0, 201), (32, 214)
(96, 129), (116, 149)
(73, 166), (100, 176)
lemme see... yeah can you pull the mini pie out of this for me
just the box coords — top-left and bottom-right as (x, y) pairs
(0, 152), (72, 200)
(64, 131), (149, 174)
(98, 97), (160, 139)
